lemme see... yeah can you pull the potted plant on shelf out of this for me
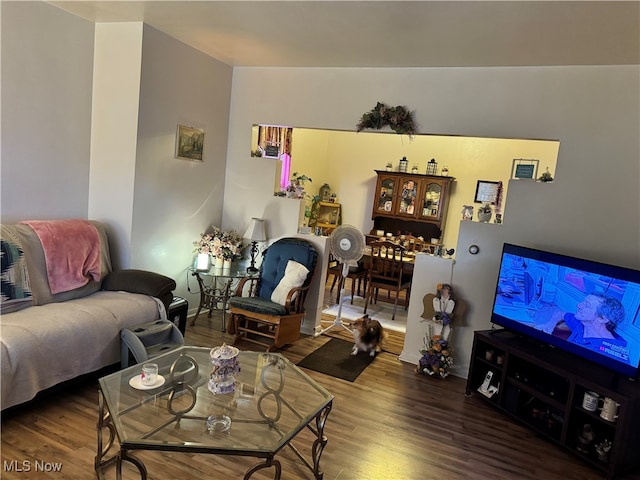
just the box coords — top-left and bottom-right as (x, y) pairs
(287, 172), (312, 199)
(538, 168), (554, 182)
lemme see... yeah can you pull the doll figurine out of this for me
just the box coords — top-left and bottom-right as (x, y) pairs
(430, 284), (455, 340)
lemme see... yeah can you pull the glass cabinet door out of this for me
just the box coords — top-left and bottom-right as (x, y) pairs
(398, 178), (418, 216)
(376, 177), (395, 214)
(421, 182), (442, 219)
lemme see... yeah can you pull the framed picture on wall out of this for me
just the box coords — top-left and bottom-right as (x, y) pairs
(511, 158), (539, 180)
(474, 180), (500, 204)
(262, 142), (281, 159)
(175, 125), (205, 161)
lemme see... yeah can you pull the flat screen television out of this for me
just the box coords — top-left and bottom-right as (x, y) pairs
(491, 243), (640, 379)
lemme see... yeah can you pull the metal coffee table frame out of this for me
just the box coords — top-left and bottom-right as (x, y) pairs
(95, 347), (333, 480)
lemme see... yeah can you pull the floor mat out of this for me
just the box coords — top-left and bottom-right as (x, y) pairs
(297, 338), (376, 382)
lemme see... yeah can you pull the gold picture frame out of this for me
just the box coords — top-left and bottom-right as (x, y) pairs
(175, 125), (205, 162)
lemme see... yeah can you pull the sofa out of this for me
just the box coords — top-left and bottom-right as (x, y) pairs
(1, 220), (176, 410)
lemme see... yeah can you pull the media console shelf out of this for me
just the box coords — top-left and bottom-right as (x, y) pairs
(466, 329), (640, 479)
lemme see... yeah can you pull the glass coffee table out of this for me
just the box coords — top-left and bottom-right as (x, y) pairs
(95, 346), (333, 479)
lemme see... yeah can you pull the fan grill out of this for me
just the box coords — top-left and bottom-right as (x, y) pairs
(330, 225), (365, 264)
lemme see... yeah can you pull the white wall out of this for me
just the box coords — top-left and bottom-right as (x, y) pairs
(1, 1), (94, 222)
(225, 66), (640, 375)
(89, 22), (143, 269)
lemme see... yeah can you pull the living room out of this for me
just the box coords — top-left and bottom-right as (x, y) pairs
(2, 1), (639, 479)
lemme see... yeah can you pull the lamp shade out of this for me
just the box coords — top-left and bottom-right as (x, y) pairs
(244, 218), (266, 242)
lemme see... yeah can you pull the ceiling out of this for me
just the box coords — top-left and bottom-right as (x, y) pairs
(49, 1), (639, 68)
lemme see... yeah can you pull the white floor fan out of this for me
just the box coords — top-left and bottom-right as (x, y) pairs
(317, 224), (365, 336)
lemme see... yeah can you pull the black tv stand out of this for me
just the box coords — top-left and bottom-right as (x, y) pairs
(466, 330), (640, 480)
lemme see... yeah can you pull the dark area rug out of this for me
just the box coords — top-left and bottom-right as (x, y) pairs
(297, 338), (376, 382)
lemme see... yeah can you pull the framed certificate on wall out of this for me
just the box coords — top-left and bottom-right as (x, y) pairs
(474, 180), (500, 204)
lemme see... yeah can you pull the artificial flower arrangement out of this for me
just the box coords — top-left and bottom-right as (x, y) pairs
(417, 323), (454, 378)
(538, 167), (554, 182)
(356, 102), (417, 137)
(193, 226), (244, 261)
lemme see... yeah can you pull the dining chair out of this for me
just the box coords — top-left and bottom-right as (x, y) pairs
(326, 252), (367, 304)
(400, 234), (427, 253)
(364, 240), (412, 320)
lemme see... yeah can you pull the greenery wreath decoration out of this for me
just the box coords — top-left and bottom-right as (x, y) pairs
(356, 102), (417, 137)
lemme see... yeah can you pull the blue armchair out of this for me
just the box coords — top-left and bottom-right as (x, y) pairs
(228, 237), (318, 351)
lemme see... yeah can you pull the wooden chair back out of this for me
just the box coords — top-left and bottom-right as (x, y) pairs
(364, 240), (412, 320)
(399, 234), (427, 252)
(368, 240), (408, 284)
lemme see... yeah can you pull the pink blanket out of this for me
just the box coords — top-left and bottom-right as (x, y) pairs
(22, 220), (101, 294)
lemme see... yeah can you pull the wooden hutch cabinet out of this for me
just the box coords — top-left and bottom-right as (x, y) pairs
(371, 170), (454, 241)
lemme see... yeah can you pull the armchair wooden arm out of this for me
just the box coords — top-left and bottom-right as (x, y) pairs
(233, 276), (260, 297)
(283, 284), (311, 314)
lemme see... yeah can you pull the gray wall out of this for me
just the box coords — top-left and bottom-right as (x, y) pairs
(1, 4), (233, 310)
(224, 66), (639, 372)
(132, 25), (232, 303)
(1, 1), (94, 221)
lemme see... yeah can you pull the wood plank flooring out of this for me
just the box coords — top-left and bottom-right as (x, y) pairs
(1, 285), (636, 479)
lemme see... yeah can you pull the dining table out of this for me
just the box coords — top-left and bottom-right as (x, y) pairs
(361, 244), (417, 275)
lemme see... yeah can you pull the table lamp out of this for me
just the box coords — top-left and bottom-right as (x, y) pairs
(244, 218), (266, 273)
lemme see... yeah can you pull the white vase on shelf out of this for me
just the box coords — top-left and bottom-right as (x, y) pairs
(214, 256), (225, 269)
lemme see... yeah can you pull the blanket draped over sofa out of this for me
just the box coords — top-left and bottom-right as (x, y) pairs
(21, 219), (101, 294)
(0, 220), (176, 410)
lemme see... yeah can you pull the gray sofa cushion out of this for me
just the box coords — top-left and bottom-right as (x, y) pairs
(228, 296), (288, 316)
(1, 291), (160, 410)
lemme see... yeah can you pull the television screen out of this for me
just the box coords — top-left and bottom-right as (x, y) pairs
(491, 243), (640, 379)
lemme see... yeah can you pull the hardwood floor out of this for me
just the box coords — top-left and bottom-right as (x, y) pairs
(1, 287), (636, 479)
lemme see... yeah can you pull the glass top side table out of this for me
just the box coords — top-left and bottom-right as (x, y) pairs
(188, 266), (257, 332)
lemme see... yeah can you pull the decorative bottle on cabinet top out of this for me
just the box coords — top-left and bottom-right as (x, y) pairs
(399, 156), (408, 172)
(426, 158), (438, 175)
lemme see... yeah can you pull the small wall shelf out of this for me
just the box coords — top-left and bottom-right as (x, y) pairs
(315, 202), (341, 234)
